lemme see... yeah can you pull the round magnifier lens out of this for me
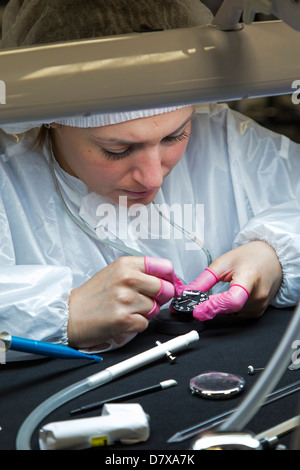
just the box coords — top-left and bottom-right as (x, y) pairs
(190, 371), (245, 400)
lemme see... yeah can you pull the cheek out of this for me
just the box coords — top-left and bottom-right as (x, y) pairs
(81, 162), (118, 188)
(163, 141), (188, 170)
(75, 153), (127, 193)
(67, 145), (108, 179)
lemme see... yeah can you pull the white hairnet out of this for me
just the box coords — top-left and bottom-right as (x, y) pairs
(1, 106), (191, 134)
(1, 0), (213, 47)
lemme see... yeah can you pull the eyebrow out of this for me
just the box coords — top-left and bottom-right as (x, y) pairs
(91, 110), (195, 145)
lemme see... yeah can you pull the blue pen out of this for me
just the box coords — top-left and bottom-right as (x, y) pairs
(0, 332), (103, 362)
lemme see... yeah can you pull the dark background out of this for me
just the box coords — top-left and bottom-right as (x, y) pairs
(1, 307), (299, 451)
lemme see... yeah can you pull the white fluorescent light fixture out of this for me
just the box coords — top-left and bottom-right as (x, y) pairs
(0, 18), (300, 126)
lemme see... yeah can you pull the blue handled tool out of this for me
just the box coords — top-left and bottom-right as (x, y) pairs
(0, 332), (103, 362)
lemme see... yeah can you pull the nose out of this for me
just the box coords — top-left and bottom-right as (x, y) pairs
(131, 147), (164, 189)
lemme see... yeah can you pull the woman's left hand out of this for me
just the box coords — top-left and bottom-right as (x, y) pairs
(175, 241), (283, 320)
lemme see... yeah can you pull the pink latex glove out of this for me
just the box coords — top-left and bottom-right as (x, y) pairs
(144, 256), (183, 319)
(181, 268), (250, 321)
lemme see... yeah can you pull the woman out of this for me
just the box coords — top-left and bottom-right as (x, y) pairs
(0, 0), (299, 358)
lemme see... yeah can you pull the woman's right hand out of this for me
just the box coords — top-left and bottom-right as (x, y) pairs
(67, 256), (181, 350)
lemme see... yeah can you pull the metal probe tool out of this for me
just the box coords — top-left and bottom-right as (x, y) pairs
(192, 416), (300, 450)
(168, 379), (300, 443)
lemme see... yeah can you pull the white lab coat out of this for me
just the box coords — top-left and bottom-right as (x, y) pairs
(1, 103), (300, 360)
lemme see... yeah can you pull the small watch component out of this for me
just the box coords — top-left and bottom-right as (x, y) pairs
(171, 290), (209, 313)
(247, 365), (264, 375)
(153, 291), (208, 335)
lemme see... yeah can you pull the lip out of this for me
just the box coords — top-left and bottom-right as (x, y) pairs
(122, 189), (157, 198)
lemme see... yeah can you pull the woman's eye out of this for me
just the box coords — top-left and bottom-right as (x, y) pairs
(101, 128), (189, 160)
(163, 129), (189, 144)
(102, 148), (132, 160)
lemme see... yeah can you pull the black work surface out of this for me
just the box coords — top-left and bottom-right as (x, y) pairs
(1, 306), (300, 452)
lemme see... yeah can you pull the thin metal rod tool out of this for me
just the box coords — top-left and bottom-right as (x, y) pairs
(168, 379), (300, 443)
(256, 416), (300, 442)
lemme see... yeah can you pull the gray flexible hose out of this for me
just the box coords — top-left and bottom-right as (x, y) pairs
(220, 302), (300, 432)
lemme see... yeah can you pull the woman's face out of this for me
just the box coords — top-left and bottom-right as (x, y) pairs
(51, 106), (194, 206)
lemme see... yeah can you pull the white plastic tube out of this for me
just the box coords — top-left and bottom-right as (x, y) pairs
(16, 330), (199, 450)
